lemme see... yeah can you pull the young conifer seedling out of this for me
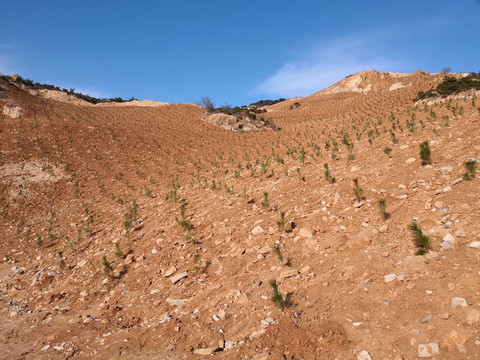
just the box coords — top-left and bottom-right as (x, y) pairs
(269, 279), (288, 309)
(378, 198), (388, 221)
(420, 141), (431, 165)
(408, 222), (431, 255)
(277, 212), (286, 229)
(353, 178), (364, 201)
(324, 163), (334, 183)
(463, 159), (477, 180)
(114, 242), (123, 258)
(261, 192), (270, 210)
(102, 256), (114, 278)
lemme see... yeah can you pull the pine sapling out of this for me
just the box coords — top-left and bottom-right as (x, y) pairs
(114, 242), (123, 258)
(102, 256), (114, 278)
(277, 212), (286, 229)
(324, 163), (333, 183)
(261, 192), (269, 210)
(269, 279), (291, 309)
(58, 251), (66, 270)
(463, 159), (477, 180)
(419, 141), (431, 165)
(353, 178), (364, 201)
(408, 222), (431, 255)
(274, 244), (284, 263)
(378, 198), (388, 221)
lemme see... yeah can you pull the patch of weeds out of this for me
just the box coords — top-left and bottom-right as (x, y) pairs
(324, 163), (334, 183)
(124, 201), (138, 237)
(383, 147), (392, 155)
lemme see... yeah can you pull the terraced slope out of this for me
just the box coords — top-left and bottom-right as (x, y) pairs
(1, 71), (479, 359)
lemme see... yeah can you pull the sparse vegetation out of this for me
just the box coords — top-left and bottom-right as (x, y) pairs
(353, 178), (364, 201)
(378, 198), (388, 220)
(417, 72), (480, 100)
(420, 141), (431, 165)
(102, 256), (114, 278)
(261, 192), (270, 210)
(408, 222), (431, 255)
(463, 159), (477, 180)
(269, 279), (291, 309)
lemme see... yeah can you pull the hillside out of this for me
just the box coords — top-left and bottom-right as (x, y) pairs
(1, 70), (480, 360)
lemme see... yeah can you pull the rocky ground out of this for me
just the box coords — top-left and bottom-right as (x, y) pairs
(0, 71), (479, 359)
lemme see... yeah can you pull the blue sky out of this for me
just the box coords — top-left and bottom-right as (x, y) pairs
(1, 1), (479, 106)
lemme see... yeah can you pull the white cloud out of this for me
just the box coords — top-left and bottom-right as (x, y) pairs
(254, 32), (407, 98)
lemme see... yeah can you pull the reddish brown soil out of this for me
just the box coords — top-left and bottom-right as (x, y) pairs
(0, 71), (479, 359)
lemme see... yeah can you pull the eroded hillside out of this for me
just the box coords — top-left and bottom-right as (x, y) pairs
(1, 71), (479, 359)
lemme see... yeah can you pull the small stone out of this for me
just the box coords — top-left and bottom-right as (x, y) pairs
(441, 313), (450, 320)
(439, 167), (453, 174)
(257, 245), (272, 254)
(468, 241), (480, 249)
(194, 348), (216, 356)
(452, 297), (467, 308)
(447, 283), (456, 291)
(443, 186), (452, 193)
(41, 345), (50, 351)
(381, 252), (390, 258)
(299, 228), (313, 238)
(151, 248), (158, 254)
(164, 266), (177, 277)
(237, 293), (249, 304)
(224, 340), (236, 350)
(452, 177), (464, 185)
(356, 350), (372, 360)
(434, 189), (442, 195)
(440, 241), (454, 249)
(124, 254), (134, 264)
(434, 201), (443, 208)
(166, 298), (189, 307)
(420, 314), (433, 323)
(466, 309), (480, 324)
(418, 343), (440, 357)
(406, 158), (416, 163)
(454, 228), (465, 237)
(443, 233), (455, 243)
(169, 271), (187, 284)
(279, 269), (298, 279)
(353, 201), (364, 208)
(384, 273), (397, 283)
(251, 226), (264, 235)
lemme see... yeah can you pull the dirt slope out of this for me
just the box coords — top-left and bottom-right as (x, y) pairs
(1, 70), (479, 360)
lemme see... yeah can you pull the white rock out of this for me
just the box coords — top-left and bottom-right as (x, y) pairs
(452, 177), (464, 185)
(440, 241), (454, 249)
(468, 241), (480, 249)
(418, 343), (440, 357)
(384, 273), (397, 283)
(406, 158), (416, 163)
(169, 271), (187, 284)
(454, 229), (465, 237)
(299, 228), (313, 238)
(279, 269), (298, 279)
(251, 226), (264, 235)
(166, 298), (189, 307)
(164, 266), (177, 277)
(452, 297), (467, 308)
(443, 186), (452, 193)
(439, 167), (453, 174)
(356, 350), (372, 360)
(443, 233), (455, 244)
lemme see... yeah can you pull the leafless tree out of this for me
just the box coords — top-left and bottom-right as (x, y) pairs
(442, 67), (451, 73)
(200, 96), (215, 113)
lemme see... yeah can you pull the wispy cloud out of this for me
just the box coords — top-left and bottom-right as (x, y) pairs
(254, 31), (408, 98)
(0, 54), (19, 75)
